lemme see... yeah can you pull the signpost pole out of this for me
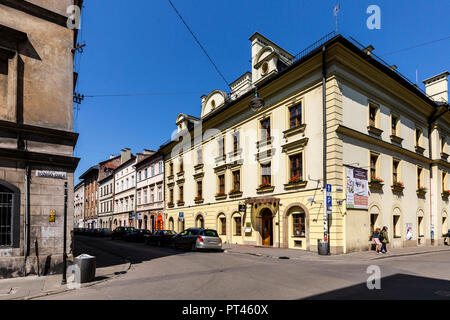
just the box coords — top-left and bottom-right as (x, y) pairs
(61, 182), (67, 285)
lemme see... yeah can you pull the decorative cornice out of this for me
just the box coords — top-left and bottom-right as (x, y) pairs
(0, 147), (79, 170)
(281, 137), (309, 153)
(283, 124), (307, 139)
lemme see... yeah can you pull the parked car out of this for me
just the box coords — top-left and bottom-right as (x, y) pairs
(111, 227), (136, 240)
(172, 228), (222, 251)
(444, 229), (450, 245)
(85, 228), (96, 236)
(94, 228), (112, 237)
(145, 230), (177, 246)
(123, 229), (152, 242)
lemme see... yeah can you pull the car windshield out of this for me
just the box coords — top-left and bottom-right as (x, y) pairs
(164, 230), (176, 235)
(202, 230), (219, 237)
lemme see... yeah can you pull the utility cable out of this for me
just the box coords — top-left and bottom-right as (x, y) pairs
(167, 0), (229, 87)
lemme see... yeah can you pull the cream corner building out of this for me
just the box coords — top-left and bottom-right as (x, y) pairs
(160, 33), (450, 254)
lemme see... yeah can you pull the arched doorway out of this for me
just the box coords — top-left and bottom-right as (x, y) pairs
(144, 215), (148, 230)
(150, 215), (155, 232)
(260, 208), (273, 246)
(196, 214), (204, 228)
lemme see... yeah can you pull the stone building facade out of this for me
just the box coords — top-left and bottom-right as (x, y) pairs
(113, 153), (136, 229)
(160, 33), (449, 254)
(0, 0), (83, 278)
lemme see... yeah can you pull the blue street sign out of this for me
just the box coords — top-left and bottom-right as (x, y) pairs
(326, 184), (332, 193)
(327, 196), (332, 207)
(179, 212), (184, 218)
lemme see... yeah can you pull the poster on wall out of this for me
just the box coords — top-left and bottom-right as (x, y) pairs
(406, 223), (413, 240)
(346, 166), (369, 209)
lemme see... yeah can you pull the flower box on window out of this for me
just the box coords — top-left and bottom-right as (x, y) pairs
(416, 187), (427, 197)
(391, 181), (404, 193)
(167, 202), (174, 208)
(284, 174), (307, 190)
(442, 190), (450, 200)
(194, 196), (204, 204)
(215, 192), (227, 200)
(369, 178), (384, 190)
(229, 188), (243, 198)
(257, 182), (274, 193)
(177, 200), (185, 206)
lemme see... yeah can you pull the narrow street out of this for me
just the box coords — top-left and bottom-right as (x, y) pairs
(36, 236), (450, 300)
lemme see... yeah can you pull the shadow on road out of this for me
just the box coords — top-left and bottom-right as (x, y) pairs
(73, 235), (219, 269)
(304, 274), (450, 300)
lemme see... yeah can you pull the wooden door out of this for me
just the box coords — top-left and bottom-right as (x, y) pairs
(262, 215), (272, 246)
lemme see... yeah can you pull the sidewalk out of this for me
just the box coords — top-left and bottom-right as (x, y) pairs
(222, 243), (450, 262)
(0, 259), (130, 300)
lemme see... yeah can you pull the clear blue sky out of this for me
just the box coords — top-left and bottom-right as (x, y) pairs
(73, 0), (450, 183)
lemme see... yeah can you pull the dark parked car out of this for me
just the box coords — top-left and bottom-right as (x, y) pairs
(85, 228), (96, 236)
(111, 227), (136, 240)
(145, 230), (177, 246)
(172, 228), (222, 251)
(123, 229), (152, 242)
(444, 229), (450, 245)
(94, 228), (112, 237)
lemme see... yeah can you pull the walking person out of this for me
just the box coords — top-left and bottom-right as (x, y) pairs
(373, 227), (382, 254)
(380, 226), (389, 254)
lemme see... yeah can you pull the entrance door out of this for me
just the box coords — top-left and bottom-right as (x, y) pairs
(261, 209), (273, 246)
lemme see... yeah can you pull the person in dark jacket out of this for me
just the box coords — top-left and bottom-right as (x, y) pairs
(380, 226), (389, 254)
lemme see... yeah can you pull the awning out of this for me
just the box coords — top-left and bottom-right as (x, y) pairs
(246, 196), (280, 205)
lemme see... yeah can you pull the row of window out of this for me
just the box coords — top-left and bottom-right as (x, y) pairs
(99, 200), (113, 214)
(137, 185), (163, 205)
(116, 175), (135, 193)
(169, 152), (304, 204)
(369, 102), (448, 154)
(137, 161), (164, 182)
(168, 103), (304, 176)
(370, 152), (448, 191)
(99, 183), (113, 198)
(115, 196), (135, 213)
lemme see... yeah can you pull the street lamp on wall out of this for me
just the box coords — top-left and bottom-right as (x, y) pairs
(249, 87), (265, 112)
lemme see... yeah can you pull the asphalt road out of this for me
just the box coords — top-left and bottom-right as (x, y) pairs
(38, 235), (450, 300)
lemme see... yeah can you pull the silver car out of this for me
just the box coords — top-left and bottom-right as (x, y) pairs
(173, 228), (222, 251)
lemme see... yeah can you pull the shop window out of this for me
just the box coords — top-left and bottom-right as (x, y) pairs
(393, 215), (401, 238)
(234, 216), (242, 236)
(292, 213), (305, 237)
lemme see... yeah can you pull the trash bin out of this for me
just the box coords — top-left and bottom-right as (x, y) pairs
(318, 239), (329, 255)
(74, 254), (96, 283)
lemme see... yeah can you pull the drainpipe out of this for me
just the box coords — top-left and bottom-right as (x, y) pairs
(23, 164), (31, 275)
(322, 45), (330, 255)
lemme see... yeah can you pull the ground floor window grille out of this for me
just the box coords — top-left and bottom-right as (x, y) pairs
(0, 191), (13, 246)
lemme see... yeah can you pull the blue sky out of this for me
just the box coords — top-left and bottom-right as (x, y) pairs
(73, 0), (450, 183)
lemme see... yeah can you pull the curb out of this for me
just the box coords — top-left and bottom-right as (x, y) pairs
(21, 259), (132, 300)
(368, 248), (450, 260)
(225, 247), (450, 262)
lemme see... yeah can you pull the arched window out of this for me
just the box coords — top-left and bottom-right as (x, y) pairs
(0, 182), (20, 248)
(232, 213), (242, 236)
(196, 215), (204, 228)
(218, 214), (226, 235)
(289, 207), (305, 238)
(169, 217), (174, 231)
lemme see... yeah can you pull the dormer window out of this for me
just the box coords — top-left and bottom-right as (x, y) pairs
(261, 62), (269, 75)
(211, 100), (216, 109)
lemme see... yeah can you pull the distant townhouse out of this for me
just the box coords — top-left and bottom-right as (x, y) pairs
(74, 181), (85, 228)
(79, 165), (99, 229)
(97, 155), (123, 229)
(135, 151), (165, 231)
(113, 151), (137, 229)
(160, 32), (449, 254)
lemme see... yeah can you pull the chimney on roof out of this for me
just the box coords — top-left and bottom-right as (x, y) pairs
(109, 154), (115, 159)
(143, 149), (154, 155)
(121, 148), (131, 164)
(423, 71), (449, 103)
